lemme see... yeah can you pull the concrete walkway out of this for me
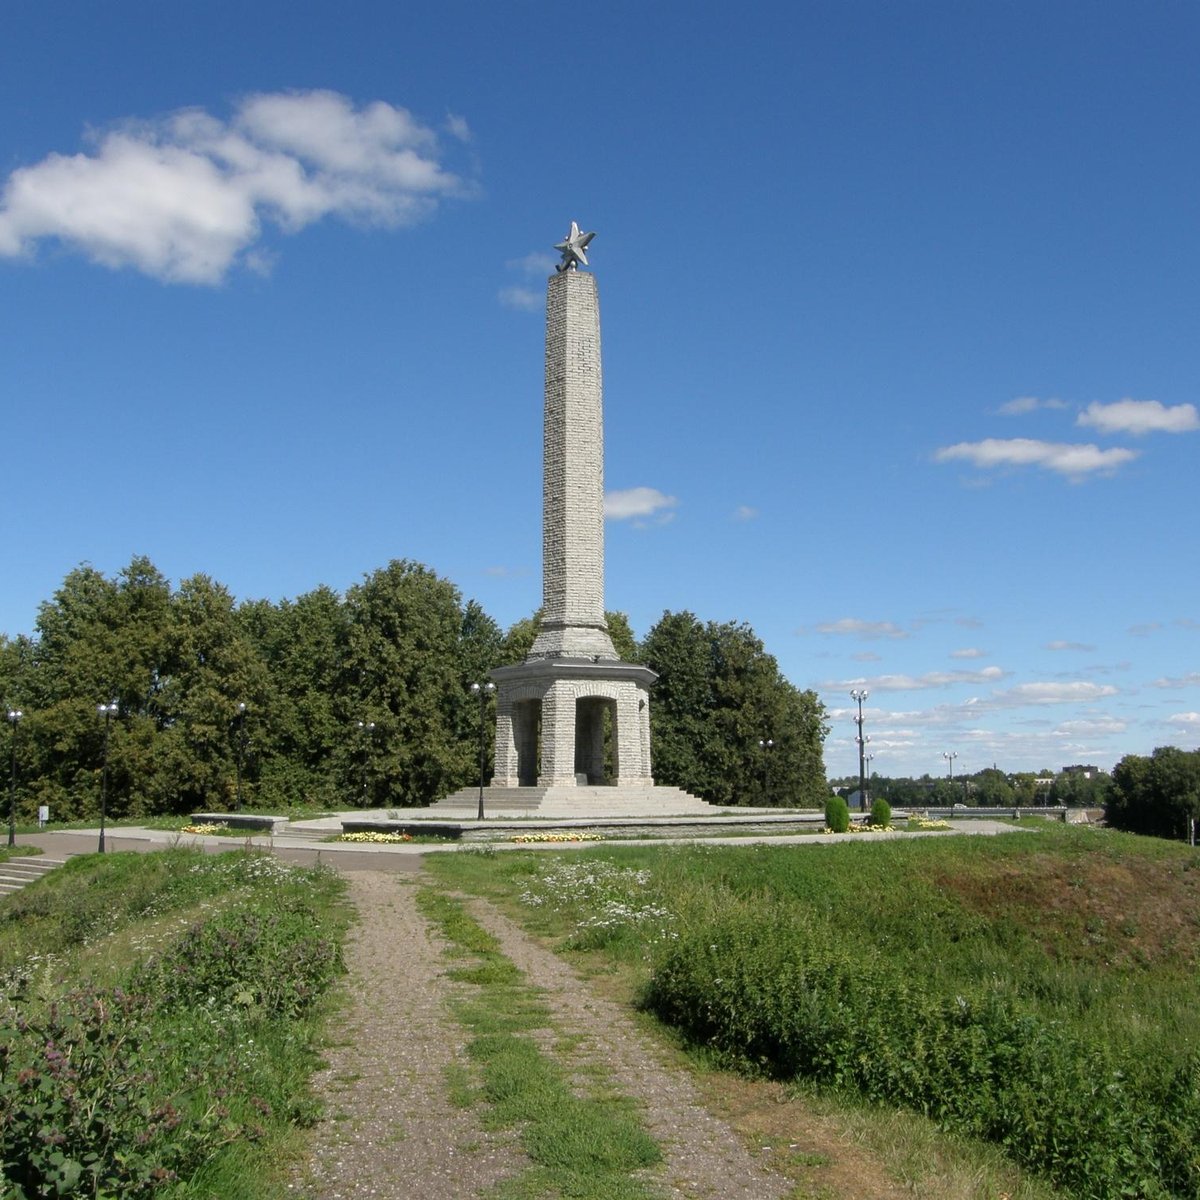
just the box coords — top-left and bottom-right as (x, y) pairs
(7, 815), (1028, 882)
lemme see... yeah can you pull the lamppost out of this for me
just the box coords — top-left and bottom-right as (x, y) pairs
(356, 720), (376, 806)
(470, 682), (495, 820)
(6, 709), (22, 848)
(850, 689), (869, 811)
(866, 752), (875, 792)
(97, 700), (118, 853)
(758, 737), (774, 805)
(233, 702), (247, 811)
(942, 751), (958, 806)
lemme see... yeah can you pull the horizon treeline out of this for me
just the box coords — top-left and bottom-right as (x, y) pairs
(0, 555), (829, 821)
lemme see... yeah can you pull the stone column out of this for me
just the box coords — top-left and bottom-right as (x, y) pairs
(530, 270), (618, 662)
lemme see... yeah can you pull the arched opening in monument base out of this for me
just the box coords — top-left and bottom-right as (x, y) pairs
(574, 696), (617, 785)
(513, 699), (541, 787)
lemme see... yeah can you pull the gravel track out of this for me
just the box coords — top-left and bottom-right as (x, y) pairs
(294, 866), (793, 1198)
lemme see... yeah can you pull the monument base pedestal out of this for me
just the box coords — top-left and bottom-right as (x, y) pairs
(426, 785), (716, 819)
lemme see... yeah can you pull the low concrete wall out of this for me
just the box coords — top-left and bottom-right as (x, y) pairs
(190, 812), (289, 832)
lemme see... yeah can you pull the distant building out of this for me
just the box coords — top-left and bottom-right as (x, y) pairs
(1062, 764), (1102, 779)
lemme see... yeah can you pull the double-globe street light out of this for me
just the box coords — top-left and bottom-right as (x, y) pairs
(757, 737), (774, 805)
(470, 682), (495, 821)
(850, 688), (870, 812)
(97, 700), (118, 853)
(7, 709), (22, 848)
(942, 750), (959, 806)
(356, 720), (376, 806)
(233, 702), (248, 811)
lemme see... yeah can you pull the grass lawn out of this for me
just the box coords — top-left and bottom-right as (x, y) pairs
(426, 825), (1200, 1199)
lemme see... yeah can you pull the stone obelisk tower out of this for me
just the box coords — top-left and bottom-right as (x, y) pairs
(527, 267), (618, 663)
(433, 223), (711, 816)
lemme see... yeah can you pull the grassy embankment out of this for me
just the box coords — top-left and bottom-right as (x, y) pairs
(427, 824), (1200, 1200)
(0, 848), (349, 1198)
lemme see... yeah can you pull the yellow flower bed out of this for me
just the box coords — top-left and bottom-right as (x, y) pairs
(336, 830), (414, 844)
(180, 822), (232, 835)
(511, 832), (603, 843)
(907, 817), (952, 831)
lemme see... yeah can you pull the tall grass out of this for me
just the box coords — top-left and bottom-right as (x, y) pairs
(0, 848), (348, 1198)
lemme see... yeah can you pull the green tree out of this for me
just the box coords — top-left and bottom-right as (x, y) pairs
(343, 560), (475, 807)
(641, 611), (827, 806)
(1108, 748), (1200, 841)
(239, 585), (350, 808)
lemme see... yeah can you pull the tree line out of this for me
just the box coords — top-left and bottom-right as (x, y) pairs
(847, 767), (1113, 810)
(0, 555), (829, 821)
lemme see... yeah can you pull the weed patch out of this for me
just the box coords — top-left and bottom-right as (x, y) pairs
(0, 848), (347, 1198)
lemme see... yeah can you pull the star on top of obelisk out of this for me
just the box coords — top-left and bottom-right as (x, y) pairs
(554, 221), (595, 272)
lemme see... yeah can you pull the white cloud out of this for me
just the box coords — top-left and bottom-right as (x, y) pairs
(815, 618), (908, 640)
(498, 285), (541, 311)
(934, 438), (1137, 480)
(1129, 621), (1164, 636)
(1152, 672), (1200, 689)
(506, 251), (557, 276)
(604, 486), (678, 523)
(997, 396), (1067, 416)
(1168, 712), (1200, 728)
(445, 113), (471, 142)
(830, 667), (1007, 693)
(990, 681), (1118, 706)
(1078, 399), (1200, 436)
(950, 647), (986, 659)
(1055, 717), (1127, 736)
(1045, 640), (1096, 652)
(0, 90), (467, 284)
(733, 505), (759, 521)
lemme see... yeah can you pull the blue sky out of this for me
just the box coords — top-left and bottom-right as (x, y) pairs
(3, 1), (1197, 778)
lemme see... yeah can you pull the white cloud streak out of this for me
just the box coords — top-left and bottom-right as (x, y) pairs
(997, 396), (1068, 416)
(1078, 399), (1200, 436)
(1152, 672), (1200, 689)
(815, 618), (908, 640)
(0, 90), (467, 284)
(498, 285), (541, 311)
(934, 438), (1137, 479)
(604, 486), (678, 523)
(831, 667), (1007, 692)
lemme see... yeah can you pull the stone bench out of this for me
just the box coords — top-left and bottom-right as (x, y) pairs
(189, 812), (289, 833)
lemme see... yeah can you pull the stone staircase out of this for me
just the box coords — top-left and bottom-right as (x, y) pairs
(426, 784), (721, 818)
(0, 855), (70, 897)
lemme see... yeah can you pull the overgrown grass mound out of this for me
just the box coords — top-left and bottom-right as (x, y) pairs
(0, 849), (347, 1198)
(637, 830), (1200, 1198)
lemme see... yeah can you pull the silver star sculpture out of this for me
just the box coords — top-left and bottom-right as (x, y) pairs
(555, 221), (595, 272)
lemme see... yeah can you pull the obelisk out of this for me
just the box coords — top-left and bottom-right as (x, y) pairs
(528, 257), (618, 660)
(426, 223), (712, 813)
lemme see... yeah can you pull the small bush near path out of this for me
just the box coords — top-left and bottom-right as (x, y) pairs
(824, 795), (850, 833)
(0, 848), (348, 1198)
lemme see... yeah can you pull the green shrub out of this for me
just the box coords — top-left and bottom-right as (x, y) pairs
(870, 797), (892, 828)
(643, 910), (1197, 1199)
(824, 795), (850, 832)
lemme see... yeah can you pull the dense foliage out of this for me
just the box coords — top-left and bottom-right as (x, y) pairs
(641, 611), (828, 807)
(0, 557), (828, 818)
(1107, 746), (1200, 841)
(0, 849), (347, 1197)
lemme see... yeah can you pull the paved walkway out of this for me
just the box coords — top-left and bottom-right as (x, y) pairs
(9, 815), (1026, 872)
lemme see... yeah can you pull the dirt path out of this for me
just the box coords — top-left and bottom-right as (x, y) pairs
(295, 867), (796, 1199)
(291, 871), (524, 1198)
